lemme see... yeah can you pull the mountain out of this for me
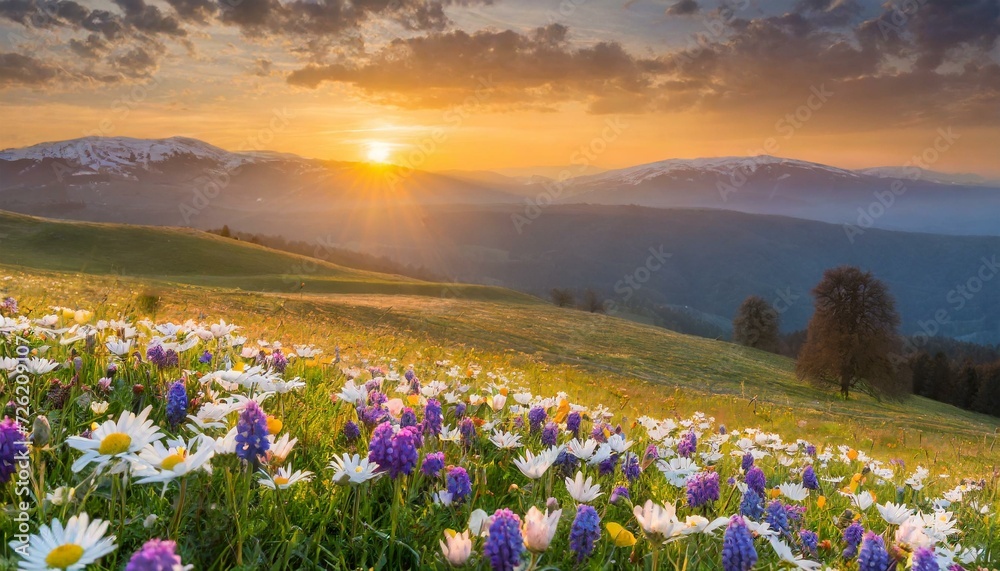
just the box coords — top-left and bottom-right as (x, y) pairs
(549, 155), (1000, 236)
(4, 137), (999, 235)
(239, 204), (1000, 345)
(858, 166), (1000, 187)
(0, 136), (520, 229)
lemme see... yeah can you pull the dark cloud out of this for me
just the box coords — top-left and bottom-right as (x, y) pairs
(665, 0), (699, 16)
(68, 33), (108, 59)
(0, 52), (57, 86)
(217, 0), (490, 38)
(113, 45), (159, 77)
(113, 0), (186, 36)
(162, 0), (216, 23)
(288, 24), (662, 110)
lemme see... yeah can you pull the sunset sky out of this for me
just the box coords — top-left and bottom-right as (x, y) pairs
(1, 0), (998, 174)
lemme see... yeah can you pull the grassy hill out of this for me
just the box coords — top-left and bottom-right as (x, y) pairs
(0, 210), (531, 301)
(1, 210), (998, 473)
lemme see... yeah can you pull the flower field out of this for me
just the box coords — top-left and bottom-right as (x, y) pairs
(1, 297), (999, 570)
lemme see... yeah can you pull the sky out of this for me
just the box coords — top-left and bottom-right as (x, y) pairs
(1, 0), (999, 175)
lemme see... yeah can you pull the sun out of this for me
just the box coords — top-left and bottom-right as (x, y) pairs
(366, 142), (392, 164)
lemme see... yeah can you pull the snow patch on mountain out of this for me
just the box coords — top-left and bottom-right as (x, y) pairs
(574, 155), (862, 186)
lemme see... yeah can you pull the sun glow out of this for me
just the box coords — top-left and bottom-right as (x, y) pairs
(366, 142), (392, 164)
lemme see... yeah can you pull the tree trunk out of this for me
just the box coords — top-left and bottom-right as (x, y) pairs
(840, 375), (850, 399)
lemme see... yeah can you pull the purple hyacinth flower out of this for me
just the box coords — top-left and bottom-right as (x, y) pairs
(722, 515), (757, 571)
(569, 504), (600, 562)
(343, 420), (361, 442)
(421, 451), (445, 477)
(745, 466), (766, 497)
(400, 407), (418, 428)
(740, 487), (764, 520)
(423, 399), (442, 436)
(235, 401), (270, 466)
(913, 547), (939, 571)
(687, 471), (721, 508)
(678, 430), (697, 457)
(566, 411), (581, 438)
(527, 406), (546, 434)
(858, 532), (889, 571)
(165, 380), (188, 428)
(368, 422), (420, 479)
(483, 509), (524, 571)
(446, 466), (472, 502)
(125, 538), (187, 571)
(622, 452), (641, 481)
(541, 422), (558, 446)
(802, 465), (819, 490)
(0, 417), (28, 484)
(741, 451), (754, 472)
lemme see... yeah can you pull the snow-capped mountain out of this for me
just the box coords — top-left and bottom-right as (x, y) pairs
(1, 136), (997, 236)
(572, 155), (863, 187)
(0, 136), (314, 177)
(858, 166), (1000, 187)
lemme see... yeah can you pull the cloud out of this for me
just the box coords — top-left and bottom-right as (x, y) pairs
(665, 0), (699, 16)
(288, 24), (663, 110)
(0, 52), (58, 86)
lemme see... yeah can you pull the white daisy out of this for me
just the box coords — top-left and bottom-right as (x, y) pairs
(66, 405), (163, 472)
(11, 513), (116, 571)
(133, 434), (216, 485)
(259, 465), (314, 489)
(330, 453), (382, 486)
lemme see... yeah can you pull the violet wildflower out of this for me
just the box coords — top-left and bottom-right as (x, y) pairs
(569, 504), (600, 562)
(719, 424), (727, 435)
(858, 532), (889, 571)
(1, 417), (28, 484)
(598, 453), (619, 476)
(740, 488), (764, 520)
(235, 401), (270, 466)
(528, 406), (546, 434)
(553, 449), (579, 478)
(400, 407), (418, 429)
(842, 522), (864, 559)
(589, 423), (607, 443)
(799, 529), (819, 556)
(422, 451), (445, 477)
(806, 444), (817, 457)
(454, 402), (467, 419)
(541, 422), (558, 447)
(126, 538), (189, 571)
(745, 466), (766, 497)
(622, 453), (641, 481)
(484, 509), (524, 571)
(609, 486), (629, 504)
(423, 399), (442, 436)
(368, 422), (419, 479)
(459, 418), (476, 447)
(566, 411), (581, 438)
(359, 405), (389, 428)
(677, 430), (697, 457)
(165, 380), (188, 428)
(368, 390), (388, 408)
(765, 500), (790, 536)
(802, 465), (819, 490)
(687, 471), (721, 508)
(343, 420), (361, 442)
(741, 452), (754, 472)
(198, 350), (213, 364)
(912, 547), (939, 571)
(270, 349), (288, 373)
(446, 466), (472, 502)
(722, 515), (757, 571)
(0, 296), (17, 314)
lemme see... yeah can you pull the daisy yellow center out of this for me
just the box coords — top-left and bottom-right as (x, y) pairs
(45, 544), (84, 569)
(355, 466), (364, 473)
(98, 432), (132, 455)
(162, 450), (187, 471)
(273, 476), (290, 485)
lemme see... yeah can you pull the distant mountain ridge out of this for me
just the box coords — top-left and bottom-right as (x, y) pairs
(1, 136), (998, 236)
